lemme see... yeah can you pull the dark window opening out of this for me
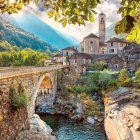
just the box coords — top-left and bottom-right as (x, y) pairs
(90, 41), (93, 44)
(66, 51), (68, 56)
(111, 42), (113, 46)
(101, 18), (104, 23)
(109, 49), (114, 53)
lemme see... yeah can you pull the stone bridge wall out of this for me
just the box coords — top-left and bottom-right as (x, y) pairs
(0, 70), (57, 140)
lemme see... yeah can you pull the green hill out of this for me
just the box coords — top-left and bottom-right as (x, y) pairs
(0, 17), (58, 53)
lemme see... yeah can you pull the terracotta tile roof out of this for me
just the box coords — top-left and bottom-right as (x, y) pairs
(106, 37), (127, 43)
(84, 33), (99, 39)
(62, 47), (77, 51)
(99, 42), (107, 46)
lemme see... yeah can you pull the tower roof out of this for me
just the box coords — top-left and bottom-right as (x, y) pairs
(99, 12), (105, 15)
(84, 33), (99, 39)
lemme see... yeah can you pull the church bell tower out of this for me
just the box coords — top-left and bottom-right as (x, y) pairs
(99, 13), (106, 43)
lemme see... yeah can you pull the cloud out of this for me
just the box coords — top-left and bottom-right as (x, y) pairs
(2, 0), (122, 42)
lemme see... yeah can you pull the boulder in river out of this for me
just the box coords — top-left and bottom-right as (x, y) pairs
(87, 116), (95, 125)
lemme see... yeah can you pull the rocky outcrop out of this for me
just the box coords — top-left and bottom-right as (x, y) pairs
(104, 87), (140, 140)
(16, 114), (55, 140)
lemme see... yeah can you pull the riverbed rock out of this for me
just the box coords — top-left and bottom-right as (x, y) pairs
(104, 87), (140, 140)
(87, 116), (95, 125)
(71, 115), (84, 122)
(16, 114), (56, 140)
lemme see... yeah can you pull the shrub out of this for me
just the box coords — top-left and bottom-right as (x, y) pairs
(135, 69), (140, 84)
(71, 85), (88, 94)
(88, 61), (107, 71)
(87, 72), (116, 92)
(118, 69), (133, 87)
(10, 82), (29, 109)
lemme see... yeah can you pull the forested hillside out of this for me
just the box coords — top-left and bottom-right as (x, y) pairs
(0, 41), (51, 66)
(0, 17), (58, 53)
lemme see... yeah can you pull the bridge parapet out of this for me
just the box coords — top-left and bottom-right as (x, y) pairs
(0, 65), (67, 81)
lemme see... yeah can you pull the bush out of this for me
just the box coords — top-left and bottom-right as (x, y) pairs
(10, 82), (29, 109)
(71, 85), (88, 94)
(88, 61), (107, 71)
(118, 69), (133, 87)
(87, 72), (116, 92)
(135, 69), (140, 84)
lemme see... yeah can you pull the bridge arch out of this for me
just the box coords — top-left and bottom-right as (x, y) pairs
(28, 71), (57, 118)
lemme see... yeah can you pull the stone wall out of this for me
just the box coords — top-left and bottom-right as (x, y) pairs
(104, 88), (140, 140)
(0, 70), (58, 140)
(0, 83), (29, 140)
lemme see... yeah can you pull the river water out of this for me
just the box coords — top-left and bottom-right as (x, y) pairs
(40, 114), (106, 140)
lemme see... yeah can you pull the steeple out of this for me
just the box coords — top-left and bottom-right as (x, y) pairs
(99, 12), (106, 43)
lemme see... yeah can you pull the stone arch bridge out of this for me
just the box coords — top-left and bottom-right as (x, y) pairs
(0, 65), (68, 118)
(0, 65), (70, 140)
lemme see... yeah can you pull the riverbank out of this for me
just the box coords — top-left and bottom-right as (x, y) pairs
(104, 87), (140, 140)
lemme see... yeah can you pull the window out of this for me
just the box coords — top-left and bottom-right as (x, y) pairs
(66, 51), (68, 56)
(114, 64), (118, 68)
(101, 18), (104, 23)
(75, 59), (77, 64)
(109, 49), (114, 53)
(90, 41), (93, 44)
(102, 48), (105, 54)
(111, 42), (113, 46)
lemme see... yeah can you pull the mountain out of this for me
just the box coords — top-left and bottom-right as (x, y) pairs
(0, 17), (58, 52)
(106, 24), (125, 41)
(1, 13), (79, 49)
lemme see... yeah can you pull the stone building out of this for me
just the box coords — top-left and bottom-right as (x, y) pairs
(106, 37), (128, 55)
(53, 53), (63, 65)
(122, 43), (140, 71)
(91, 54), (124, 71)
(62, 47), (77, 65)
(70, 52), (92, 73)
(80, 13), (107, 55)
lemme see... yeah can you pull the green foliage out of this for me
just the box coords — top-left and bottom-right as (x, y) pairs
(88, 61), (107, 71)
(10, 82), (29, 109)
(0, 42), (51, 66)
(118, 69), (133, 87)
(70, 85), (88, 94)
(0, 0), (100, 27)
(115, 0), (140, 43)
(135, 69), (140, 84)
(0, 41), (19, 51)
(0, 18), (58, 52)
(87, 72), (118, 92)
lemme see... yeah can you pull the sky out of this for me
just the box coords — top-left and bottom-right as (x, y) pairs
(6, 0), (122, 42)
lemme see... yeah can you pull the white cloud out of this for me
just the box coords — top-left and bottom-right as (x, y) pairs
(34, 0), (122, 42)
(3, 0), (122, 42)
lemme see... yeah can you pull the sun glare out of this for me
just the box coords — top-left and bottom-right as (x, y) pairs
(9, 0), (16, 3)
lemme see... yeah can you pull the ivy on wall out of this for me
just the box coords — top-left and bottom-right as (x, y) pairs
(9, 81), (29, 109)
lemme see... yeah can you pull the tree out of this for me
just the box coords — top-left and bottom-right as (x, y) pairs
(115, 0), (140, 43)
(0, 0), (99, 27)
(118, 69), (132, 87)
(1, 0), (139, 43)
(89, 61), (107, 71)
(135, 69), (140, 84)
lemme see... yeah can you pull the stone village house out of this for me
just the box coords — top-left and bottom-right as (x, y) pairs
(49, 13), (140, 73)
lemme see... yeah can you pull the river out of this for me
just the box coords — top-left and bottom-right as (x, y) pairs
(40, 114), (106, 140)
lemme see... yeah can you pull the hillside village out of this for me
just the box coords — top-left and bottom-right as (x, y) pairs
(45, 13), (140, 73)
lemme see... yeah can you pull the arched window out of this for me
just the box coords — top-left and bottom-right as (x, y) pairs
(101, 18), (104, 23)
(90, 41), (93, 44)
